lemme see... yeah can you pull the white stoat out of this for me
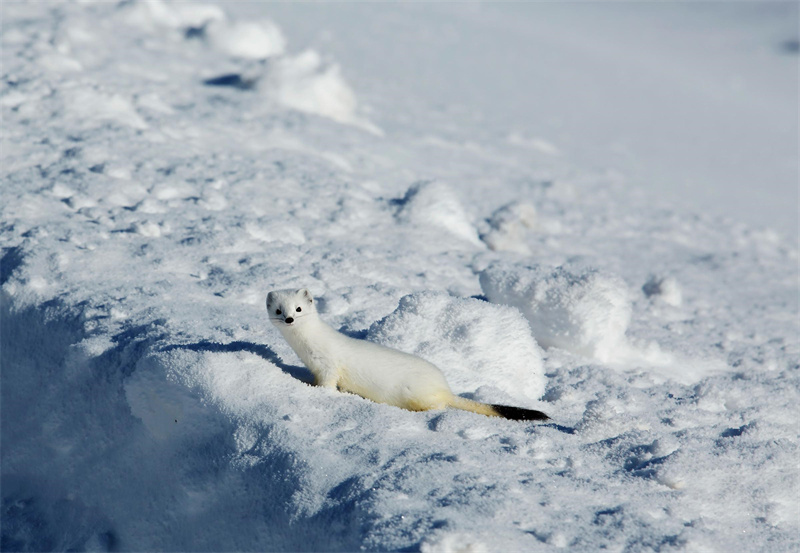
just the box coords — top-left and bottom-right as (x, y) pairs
(267, 288), (549, 421)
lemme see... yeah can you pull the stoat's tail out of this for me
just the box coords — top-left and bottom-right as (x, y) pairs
(448, 396), (550, 422)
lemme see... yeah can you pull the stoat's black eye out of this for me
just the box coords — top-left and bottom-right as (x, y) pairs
(296, 307), (302, 312)
(276, 309), (281, 315)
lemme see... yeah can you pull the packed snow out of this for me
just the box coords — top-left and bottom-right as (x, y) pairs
(1, 1), (798, 552)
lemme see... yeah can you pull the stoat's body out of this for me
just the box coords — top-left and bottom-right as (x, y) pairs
(267, 289), (548, 421)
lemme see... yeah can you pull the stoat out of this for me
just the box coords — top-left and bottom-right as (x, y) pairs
(267, 288), (549, 421)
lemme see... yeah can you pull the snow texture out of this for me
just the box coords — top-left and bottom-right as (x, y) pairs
(1, 1), (798, 552)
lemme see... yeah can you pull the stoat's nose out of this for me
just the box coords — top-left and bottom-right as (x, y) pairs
(284, 317), (294, 324)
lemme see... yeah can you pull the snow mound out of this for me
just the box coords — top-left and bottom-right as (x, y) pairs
(367, 292), (546, 404)
(264, 50), (381, 134)
(479, 202), (563, 254)
(480, 202), (539, 254)
(122, 0), (284, 60)
(394, 181), (483, 248)
(479, 263), (718, 381)
(480, 262), (632, 363)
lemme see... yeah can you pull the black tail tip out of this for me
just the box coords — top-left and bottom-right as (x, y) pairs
(491, 404), (550, 422)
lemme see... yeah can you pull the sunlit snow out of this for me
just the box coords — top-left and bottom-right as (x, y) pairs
(1, 1), (798, 552)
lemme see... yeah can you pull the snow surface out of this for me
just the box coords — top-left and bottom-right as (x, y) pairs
(1, 1), (798, 552)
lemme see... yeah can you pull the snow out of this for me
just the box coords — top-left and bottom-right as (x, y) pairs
(1, 1), (798, 552)
(643, 275), (683, 308)
(480, 263), (634, 364)
(204, 19), (286, 60)
(257, 1), (799, 239)
(481, 202), (546, 255)
(394, 181), (483, 248)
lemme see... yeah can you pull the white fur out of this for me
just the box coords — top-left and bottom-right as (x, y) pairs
(266, 288), (496, 415)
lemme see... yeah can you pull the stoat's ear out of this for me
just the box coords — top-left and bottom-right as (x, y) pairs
(299, 288), (313, 303)
(266, 291), (275, 307)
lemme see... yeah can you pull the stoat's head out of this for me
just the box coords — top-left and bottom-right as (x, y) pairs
(266, 288), (317, 329)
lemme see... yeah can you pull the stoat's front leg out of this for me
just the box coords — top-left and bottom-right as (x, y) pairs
(314, 372), (339, 388)
(308, 359), (340, 389)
